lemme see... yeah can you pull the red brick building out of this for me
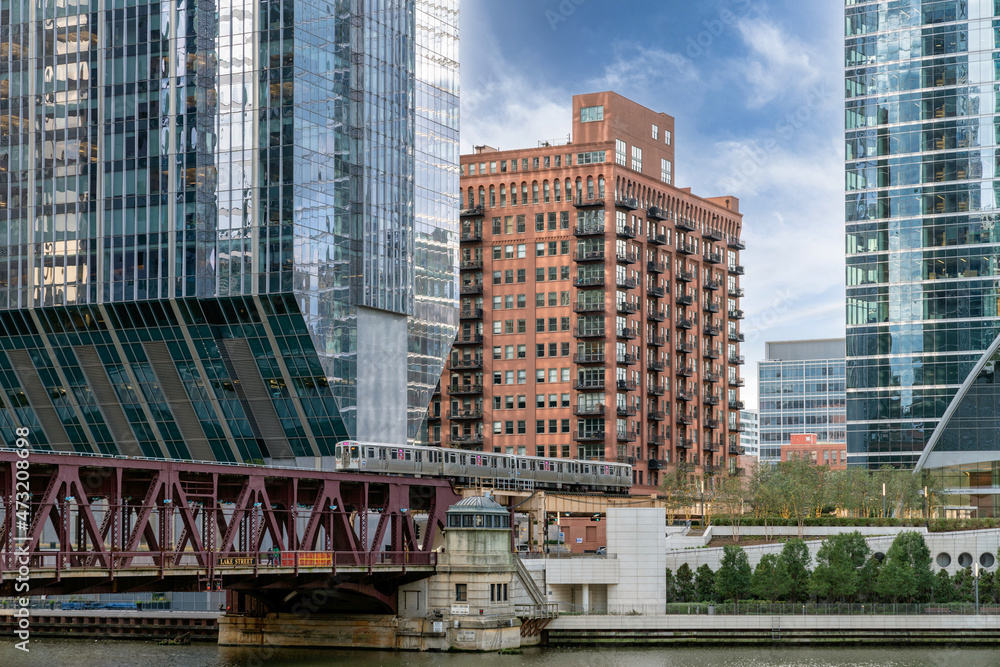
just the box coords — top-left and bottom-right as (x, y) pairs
(429, 92), (745, 493)
(781, 434), (847, 470)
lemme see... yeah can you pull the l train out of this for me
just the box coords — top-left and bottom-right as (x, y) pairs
(334, 441), (632, 494)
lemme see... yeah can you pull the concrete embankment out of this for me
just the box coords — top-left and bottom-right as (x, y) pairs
(0, 610), (220, 641)
(544, 614), (1000, 646)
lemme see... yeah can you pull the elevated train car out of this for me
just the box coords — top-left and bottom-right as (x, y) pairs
(334, 441), (631, 494)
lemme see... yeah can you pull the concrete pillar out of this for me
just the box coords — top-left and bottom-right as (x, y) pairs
(582, 584), (589, 614)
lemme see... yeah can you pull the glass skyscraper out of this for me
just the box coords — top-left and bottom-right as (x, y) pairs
(0, 0), (458, 461)
(846, 0), (1000, 514)
(758, 339), (846, 465)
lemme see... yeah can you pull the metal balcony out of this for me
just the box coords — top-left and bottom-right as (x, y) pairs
(728, 376), (745, 388)
(729, 399), (745, 410)
(460, 205), (485, 217)
(728, 264), (745, 276)
(647, 261), (666, 274)
(731, 422), (745, 433)
(704, 250), (723, 265)
(647, 458), (670, 470)
(704, 439), (721, 451)
(675, 341), (693, 354)
(575, 275), (605, 288)
(703, 280), (720, 291)
(615, 196), (639, 210)
(728, 309), (744, 320)
(703, 371), (721, 384)
(648, 433), (668, 447)
(703, 393), (720, 406)
(617, 301), (638, 315)
(573, 353), (606, 365)
(706, 419), (721, 431)
(427, 412), (440, 421)
(676, 412), (694, 425)
(573, 327), (605, 339)
(677, 389), (694, 402)
(676, 241), (696, 255)
(616, 429), (638, 442)
(616, 353), (637, 366)
(648, 384), (666, 396)
(648, 285), (665, 298)
(728, 237), (746, 250)
(703, 347), (721, 360)
(616, 379), (638, 392)
(704, 228), (723, 241)
(573, 404), (606, 417)
(676, 218), (695, 232)
(705, 326), (721, 338)
(616, 404), (637, 417)
(454, 333), (483, 345)
(728, 331), (745, 342)
(448, 383), (483, 395)
(728, 286), (745, 298)
(447, 434), (483, 446)
(648, 233), (667, 246)
(647, 410), (666, 421)
(574, 302), (605, 314)
(647, 206), (669, 221)
(617, 276), (638, 290)
(676, 364), (695, 377)
(675, 293), (694, 306)
(703, 301), (721, 313)
(460, 259), (483, 270)
(450, 358), (483, 370)
(576, 249), (606, 263)
(616, 225), (636, 239)
(729, 354), (745, 365)
(676, 318), (694, 330)
(729, 442), (742, 456)
(574, 379), (606, 391)
(675, 270), (694, 283)
(574, 431), (606, 442)
(460, 308), (483, 319)
(647, 359), (665, 372)
(647, 308), (665, 322)
(574, 224), (605, 237)
(574, 196), (606, 208)
(447, 409), (483, 420)
(460, 231), (483, 243)
(616, 251), (638, 265)
(676, 437), (695, 450)
(617, 327), (637, 340)
(460, 283), (483, 295)
(648, 335), (666, 347)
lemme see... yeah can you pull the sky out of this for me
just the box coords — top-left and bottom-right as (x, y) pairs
(459, 0), (845, 409)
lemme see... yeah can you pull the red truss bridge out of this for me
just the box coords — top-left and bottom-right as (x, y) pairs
(0, 450), (462, 613)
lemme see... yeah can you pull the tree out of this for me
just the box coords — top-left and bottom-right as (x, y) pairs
(777, 459), (826, 538)
(695, 564), (716, 602)
(715, 545), (752, 602)
(714, 475), (750, 542)
(776, 539), (811, 602)
(809, 531), (870, 602)
(933, 568), (955, 603)
(952, 567), (975, 603)
(665, 568), (676, 603)
(857, 555), (882, 603)
(675, 563), (695, 602)
(751, 553), (781, 602)
(875, 531), (935, 602)
(660, 469), (695, 527)
(979, 570), (995, 604)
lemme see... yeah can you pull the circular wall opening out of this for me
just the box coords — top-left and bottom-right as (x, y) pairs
(873, 552), (885, 562)
(981, 552), (996, 569)
(958, 552), (973, 568)
(936, 553), (951, 568)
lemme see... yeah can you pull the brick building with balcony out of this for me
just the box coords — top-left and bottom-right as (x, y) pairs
(429, 92), (745, 492)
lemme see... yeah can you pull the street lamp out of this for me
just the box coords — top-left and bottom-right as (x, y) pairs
(882, 483), (886, 518)
(974, 562), (980, 615)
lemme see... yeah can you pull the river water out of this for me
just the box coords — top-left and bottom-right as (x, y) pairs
(0, 642), (996, 667)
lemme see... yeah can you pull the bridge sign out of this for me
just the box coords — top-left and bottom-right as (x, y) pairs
(450, 604), (469, 615)
(217, 556), (257, 566)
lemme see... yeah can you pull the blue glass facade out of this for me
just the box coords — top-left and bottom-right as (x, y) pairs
(845, 0), (1000, 467)
(0, 0), (458, 458)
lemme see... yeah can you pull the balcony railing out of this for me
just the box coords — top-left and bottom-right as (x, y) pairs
(447, 409), (483, 420)
(573, 327), (605, 339)
(573, 404), (606, 417)
(647, 308), (665, 322)
(728, 264), (745, 276)
(648, 433), (667, 447)
(648, 285), (665, 298)
(728, 376), (745, 387)
(616, 353), (637, 366)
(616, 429), (638, 442)
(703, 348), (721, 360)
(574, 224), (605, 237)
(729, 399), (745, 410)
(703, 280), (721, 291)
(704, 393), (721, 406)
(675, 270), (694, 283)
(703, 300), (721, 313)
(706, 419), (721, 431)
(574, 379), (606, 391)
(617, 301), (638, 315)
(460, 259), (483, 270)
(676, 218), (695, 232)
(704, 250), (723, 264)
(648, 233), (667, 246)
(728, 237), (746, 250)
(574, 431), (606, 442)
(450, 358), (483, 370)
(704, 372), (721, 384)
(704, 228), (723, 241)
(647, 410), (666, 421)
(676, 364), (695, 377)
(460, 308), (483, 319)
(448, 383), (483, 395)
(647, 206), (669, 220)
(460, 205), (485, 217)
(448, 434), (483, 446)
(615, 196), (639, 210)
(616, 225), (636, 239)
(648, 335), (666, 347)
(616, 251), (638, 265)
(647, 359), (665, 372)
(617, 277), (638, 290)
(704, 440), (721, 451)
(728, 331), (745, 342)
(616, 327), (638, 340)
(729, 443), (742, 456)
(676, 318), (693, 330)
(576, 249), (606, 263)
(676, 293), (694, 307)
(647, 458), (671, 470)
(705, 326), (721, 338)
(676, 412), (695, 425)
(648, 384), (666, 396)
(677, 437), (695, 450)
(616, 379), (638, 392)
(675, 341), (693, 354)
(728, 286), (745, 298)
(728, 309), (745, 320)
(573, 353), (606, 364)
(574, 302), (605, 314)
(677, 389), (694, 402)
(677, 241), (697, 255)
(460, 231), (483, 243)
(574, 275), (605, 288)
(647, 261), (666, 274)
(460, 283), (483, 295)
(574, 196), (606, 208)
(617, 404), (637, 417)
(454, 333), (483, 345)
(729, 354), (745, 365)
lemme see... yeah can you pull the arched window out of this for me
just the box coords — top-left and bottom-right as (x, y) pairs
(489, 185), (495, 207)
(532, 181), (539, 204)
(521, 182), (528, 205)
(554, 180), (561, 202)
(467, 187), (474, 209)
(478, 187), (485, 207)
(598, 176), (605, 198)
(511, 183), (518, 206)
(543, 181), (550, 204)
(499, 185), (506, 207)
(575, 178), (583, 200)
(587, 176), (594, 199)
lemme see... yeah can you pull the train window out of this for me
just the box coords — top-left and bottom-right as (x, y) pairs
(390, 450), (398, 460)
(335, 446), (341, 456)
(460, 455), (467, 465)
(583, 465), (590, 473)
(415, 452), (422, 462)
(351, 446), (359, 457)
(404, 450), (412, 461)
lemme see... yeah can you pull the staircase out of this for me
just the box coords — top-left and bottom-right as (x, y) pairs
(513, 556), (546, 606)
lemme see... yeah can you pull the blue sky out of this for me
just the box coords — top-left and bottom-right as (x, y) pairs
(460, 0), (845, 408)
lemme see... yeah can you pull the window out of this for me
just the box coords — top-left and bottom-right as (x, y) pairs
(493, 247), (502, 260)
(493, 396), (501, 409)
(548, 369), (558, 383)
(631, 145), (642, 172)
(615, 139), (626, 166)
(549, 342), (558, 357)
(493, 271), (501, 285)
(536, 318), (545, 332)
(505, 421), (514, 434)
(561, 266), (570, 280)
(652, 124), (659, 140)
(577, 150), (605, 165)
(561, 368), (571, 382)
(505, 345), (514, 359)
(561, 317), (570, 331)
(517, 269), (526, 283)
(561, 241), (570, 255)
(504, 245), (514, 259)
(493, 421), (502, 434)
(535, 213), (544, 232)
(536, 243), (545, 257)
(537, 369), (546, 383)
(661, 158), (672, 185)
(505, 395), (514, 409)
(517, 215), (525, 233)
(517, 369), (526, 383)
(492, 296), (502, 310)
(665, 129), (672, 146)
(518, 395), (526, 408)
(517, 319), (526, 333)
(517, 420), (526, 434)
(549, 419), (558, 434)
(549, 212), (557, 231)
(505, 370), (514, 384)
(517, 244), (526, 258)
(561, 419), (570, 433)
(536, 268), (545, 282)
(493, 346), (501, 359)
(536, 420), (545, 434)
(561, 342), (570, 356)
(581, 105), (604, 122)
(493, 321), (502, 335)
(537, 344), (545, 357)
(517, 344), (526, 358)
(561, 393), (570, 407)
(561, 211), (570, 229)
(548, 292), (557, 307)
(493, 372), (502, 385)
(549, 267), (558, 281)
(543, 156), (550, 168)
(536, 394), (545, 408)
(549, 317), (558, 332)
(561, 291), (570, 306)
(549, 241), (557, 256)
(504, 216), (513, 234)
(536, 293), (545, 307)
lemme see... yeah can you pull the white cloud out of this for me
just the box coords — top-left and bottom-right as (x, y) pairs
(733, 16), (821, 108)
